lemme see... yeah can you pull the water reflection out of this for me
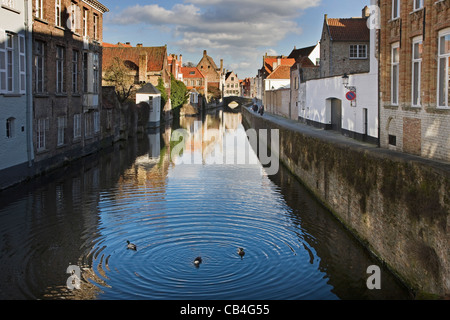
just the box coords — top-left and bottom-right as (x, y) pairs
(0, 109), (413, 300)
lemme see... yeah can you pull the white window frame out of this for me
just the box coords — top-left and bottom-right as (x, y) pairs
(392, 0), (400, 20)
(412, 37), (422, 107)
(55, 0), (62, 27)
(82, 8), (88, 37)
(349, 44), (367, 59)
(438, 28), (450, 108)
(413, 0), (423, 11)
(93, 13), (99, 40)
(391, 43), (400, 106)
(5, 32), (14, 93)
(34, 40), (45, 93)
(19, 34), (25, 94)
(35, 0), (43, 19)
(73, 113), (81, 139)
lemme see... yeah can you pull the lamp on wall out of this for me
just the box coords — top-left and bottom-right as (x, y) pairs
(342, 73), (356, 92)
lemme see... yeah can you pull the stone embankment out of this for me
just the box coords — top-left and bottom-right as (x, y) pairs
(242, 107), (450, 299)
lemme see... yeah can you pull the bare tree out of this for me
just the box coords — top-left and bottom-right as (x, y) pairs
(103, 57), (135, 103)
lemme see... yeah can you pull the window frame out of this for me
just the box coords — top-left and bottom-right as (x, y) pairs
(34, 40), (45, 93)
(56, 46), (64, 93)
(411, 37), (422, 107)
(392, 0), (400, 20)
(55, 0), (62, 27)
(391, 42), (400, 106)
(72, 50), (78, 93)
(349, 44), (368, 60)
(438, 28), (450, 108)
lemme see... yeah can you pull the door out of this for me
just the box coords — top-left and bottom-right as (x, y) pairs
(330, 99), (342, 132)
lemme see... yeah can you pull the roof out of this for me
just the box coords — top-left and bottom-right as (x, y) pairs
(197, 50), (219, 71)
(326, 17), (370, 42)
(102, 46), (167, 72)
(136, 83), (161, 95)
(288, 45), (317, 60)
(267, 65), (292, 80)
(264, 57), (295, 75)
(103, 42), (132, 48)
(181, 67), (205, 79)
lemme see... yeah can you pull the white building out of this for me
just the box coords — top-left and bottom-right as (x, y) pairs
(297, 8), (378, 144)
(0, 0), (34, 189)
(136, 83), (162, 128)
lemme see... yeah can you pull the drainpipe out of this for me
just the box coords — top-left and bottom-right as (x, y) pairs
(24, 0), (34, 167)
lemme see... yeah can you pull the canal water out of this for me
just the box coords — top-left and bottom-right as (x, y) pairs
(0, 109), (413, 300)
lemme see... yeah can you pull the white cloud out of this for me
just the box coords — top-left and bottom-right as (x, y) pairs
(105, 0), (321, 77)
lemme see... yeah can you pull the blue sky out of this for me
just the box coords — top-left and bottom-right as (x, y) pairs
(101, 0), (370, 79)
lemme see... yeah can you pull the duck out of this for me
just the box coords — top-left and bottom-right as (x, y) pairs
(238, 248), (245, 257)
(194, 257), (202, 266)
(126, 240), (137, 251)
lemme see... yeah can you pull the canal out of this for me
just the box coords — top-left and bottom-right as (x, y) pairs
(0, 108), (413, 300)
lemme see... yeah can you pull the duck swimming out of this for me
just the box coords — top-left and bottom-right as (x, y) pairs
(126, 240), (137, 250)
(194, 257), (202, 266)
(238, 248), (245, 257)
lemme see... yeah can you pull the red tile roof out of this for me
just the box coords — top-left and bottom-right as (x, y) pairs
(181, 67), (205, 79)
(264, 57), (295, 74)
(326, 18), (370, 41)
(102, 46), (167, 72)
(103, 42), (132, 47)
(267, 65), (292, 79)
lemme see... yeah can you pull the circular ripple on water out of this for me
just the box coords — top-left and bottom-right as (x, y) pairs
(85, 191), (335, 300)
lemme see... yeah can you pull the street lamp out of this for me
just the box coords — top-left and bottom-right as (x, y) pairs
(342, 73), (356, 92)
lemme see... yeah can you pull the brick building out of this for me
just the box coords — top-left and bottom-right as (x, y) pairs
(320, 11), (370, 78)
(379, 0), (450, 161)
(197, 50), (223, 91)
(224, 70), (240, 97)
(32, 0), (109, 171)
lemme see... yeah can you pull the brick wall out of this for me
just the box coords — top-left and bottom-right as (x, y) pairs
(243, 107), (450, 298)
(379, 0), (450, 162)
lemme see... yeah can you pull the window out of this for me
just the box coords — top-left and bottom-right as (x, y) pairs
(413, 0), (423, 11)
(35, 40), (45, 93)
(6, 117), (15, 138)
(85, 112), (93, 137)
(82, 8), (88, 37)
(412, 38), (422, 107)
(37, 118), (48, 151)
(93, 14), (99, 40)
(94, 111), (100, 133)
(438, 29), (450, 108)
(392, 0), (400, 20)
(72, 50), (78, 92)
(55, 0), (62, 27)
(57, 116), (66, 146)
(93, 53), (99, 94)
(73, 113), (81, 139)
(56, 46), (64, 93)
(35, 0), (43, 19)
(349, 44), (367, 59)
(19, 34), (25, 93)
(3, 32), (14, 93)
(70, 2), (80, 33)
(83, 52), (88, 92)
(391, 43), (400, 105)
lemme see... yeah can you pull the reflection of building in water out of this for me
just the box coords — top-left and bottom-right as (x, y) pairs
(177, 111), (243, 163)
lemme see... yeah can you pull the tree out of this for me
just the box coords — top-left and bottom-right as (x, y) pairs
(103, 57), (135, 103)
(170, 74), (189, 109)
(156, 77), (168, 107)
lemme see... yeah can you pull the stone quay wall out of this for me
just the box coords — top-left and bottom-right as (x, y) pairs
(243, 107), (450, 298)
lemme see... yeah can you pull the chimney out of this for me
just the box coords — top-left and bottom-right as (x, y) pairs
(137, 43), (143, 47)
(126, 42), (130, 45)
(220, 59), (223, 73)
(139, 52), (147, 83)
(203, 50), (207, 56)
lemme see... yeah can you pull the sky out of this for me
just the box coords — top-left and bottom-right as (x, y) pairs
(101, 0), (370, 79)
